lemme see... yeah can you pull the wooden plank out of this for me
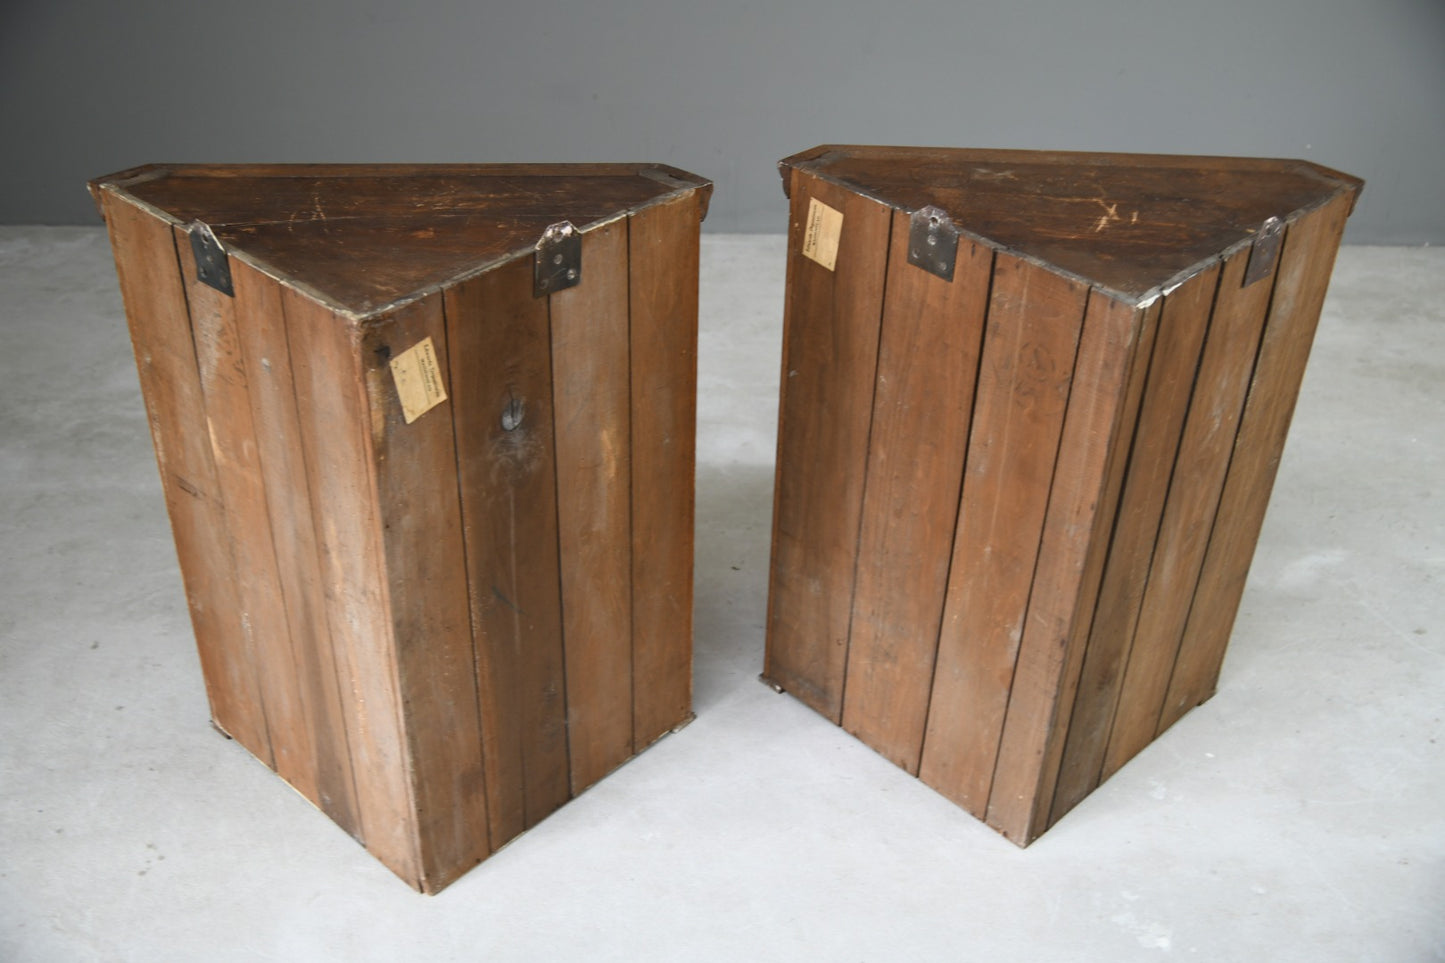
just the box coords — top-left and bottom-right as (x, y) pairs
(1161, 195), (1354, 729)
(174, 227), (311, 799)
(550, 220), (636, 793)
(99, 195), (272, 760)
(228, 258), (360, 833)
(628, 195), (701, 749)
(762, 172), (893, 721)
(983, 293), (1147, 843)
(363, 297), (489, 893)
(917, 254), (1089, 814)
(1050, 262), (1222, 819)
(1032, 298), (1164, 837)
(443, 257), (570, 847)
(282, 286), (420, 887)
(839, 212), (992, 772)
(1101, 245), (1274, 776)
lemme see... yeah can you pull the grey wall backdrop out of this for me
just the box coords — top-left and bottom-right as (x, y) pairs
(2, 0), (1442, 241)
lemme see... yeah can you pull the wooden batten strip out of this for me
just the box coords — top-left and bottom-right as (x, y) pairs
(1050, 262), (1223, 820)
(840, 211), (992, 773)
(100, 194), (272, 761)
(1101, 243), (1277, 777)
(1161, 194), (1354, 730)
(363, 297), (490, 892)
(281, 286), (421, 887)
(628, 196), (700, 749)
(918, 253), (1090, 816)
(228, 258), (361, 835)
(762, 172), (893, 722)
(984, 292), (1148, 843)
(550, 220), (637, 794)
(443, 258), (571, 848)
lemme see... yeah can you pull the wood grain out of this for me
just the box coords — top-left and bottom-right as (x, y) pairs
(100, 194), (272, 760)
(839, 212), (992, 772)
(282, 286), (420, 885)
(364, 297), (489, 892)
(983, 293), (1147, 843)
(444, 257), (571, 847)
(918, 254), (1089, 814)
(1050, 263), (1222, 819)
(228, 258), (360, 833)
(175, 226), (311, 800)
(628, 196), (700, 748)
(1161, 195), (1354, 729)
(550, 220), (636, 793)
(1101, 244), (1275, 777)
(763, 171), (893, 721)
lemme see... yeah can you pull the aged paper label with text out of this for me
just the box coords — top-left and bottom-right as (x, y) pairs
(801, 197), (844, 271)
(389, 336), (448, 424)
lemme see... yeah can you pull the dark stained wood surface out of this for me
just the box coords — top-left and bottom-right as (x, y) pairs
(91, 164), (711, 316)
(840, 214), (991, 772)
(762, 171), (893, 721)
(780, 146), (1362, 299)
(918, 254), (1089, 813)
(628, 196), (700, 748)
(1161, 194), (1355, 731)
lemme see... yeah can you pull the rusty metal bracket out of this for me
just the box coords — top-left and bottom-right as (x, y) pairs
(189, 221), (233, 296)
(534, 221), (582, 297)
(907, 205), (959, 282)
(1243, 216), (1284, 287)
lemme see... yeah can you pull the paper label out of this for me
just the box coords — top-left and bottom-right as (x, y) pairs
(801, 197), (844, 271)
(389, 336), (448, 424)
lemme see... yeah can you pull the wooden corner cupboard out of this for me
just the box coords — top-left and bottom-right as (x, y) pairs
(91, 162), (711, 892)
(763, 145), (1361, 844)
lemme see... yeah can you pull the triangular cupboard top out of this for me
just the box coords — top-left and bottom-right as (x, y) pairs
(90, 163), (712, 317)
(780, 145), (1362, 301)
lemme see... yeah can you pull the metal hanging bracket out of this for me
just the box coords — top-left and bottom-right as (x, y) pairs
(534, 221), (582, 297)
(189, 221), (233, 296)
(907, 205), (959, 282)
(1243, 216), (1284, 287)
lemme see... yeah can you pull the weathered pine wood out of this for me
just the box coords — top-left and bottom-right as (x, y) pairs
(281, 286), (420, 886)
(1051, 262), (1223, 819)
(174, 226), (311, 798)
(101, 195), (272, 760)
(551, 220), (636, 793)
(1101, 245), (1275, 777)
(362, 298), (490, 892)
(762, 172), (893, 721)
(984, 294), (1150, 843)
(228, 258), (360, 833)
(443, 257), (570, 847)
(1161, 194), (1354, 729)
(628, 196), (699, 748)
(840, 214), (992, 772)
(918, 254), (1089, 814)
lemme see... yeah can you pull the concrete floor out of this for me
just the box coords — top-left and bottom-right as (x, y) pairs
(1, 227), (1441, 961)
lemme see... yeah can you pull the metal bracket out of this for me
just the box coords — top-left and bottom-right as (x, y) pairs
(1243, 216), (1284, 287)
(534, 221), (582, 297)
(189, 221), (233, 296)
(907, 205), (959, 282)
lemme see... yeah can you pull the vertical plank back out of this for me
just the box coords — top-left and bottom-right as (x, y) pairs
(100, 195), (271, 761)
(444, 258), (571, 847)
(1161, 195), (1354, 729)
(628, 196), (701, 748)
(984, 293), (1147, 842)
(763, 172), (892, 721)
(840, 213), (992, 772)
(919, 254), (1089, 814)
(550, 220), (636, 793)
